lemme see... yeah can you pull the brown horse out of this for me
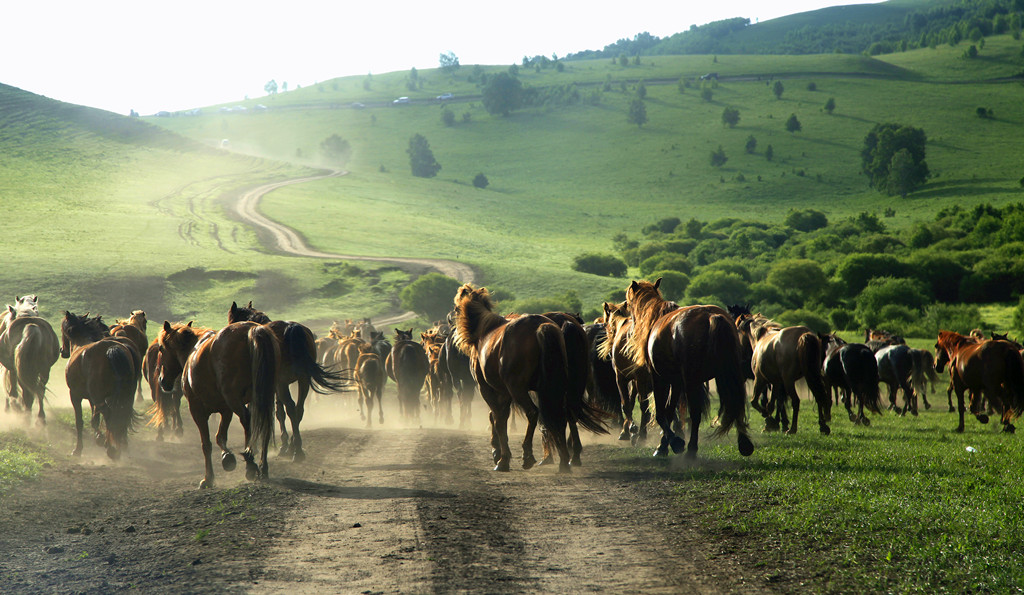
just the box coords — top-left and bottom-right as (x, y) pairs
(110, 310), (148, 403)
(822, 335), (883, 426)
(453, 284), (607, 472)
(741, 313), (832, 435)
(60, 312), (142, 459)
(355, 344), (386, 427)
(934, 330), (1024, 433)
(385, 328), (429, 423)
(0, 307), (59, 422)
(624, 280), (752, 458)
(228, 301), (350, 461)
(421, 328), (454, 425)
(597, 301), (653, 445)
(142, 338), (184, 441)
(156, 321), (278, 488)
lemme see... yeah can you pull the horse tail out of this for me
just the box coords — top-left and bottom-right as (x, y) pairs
(248, 325), (278, 459)
(562, 322), (609, 435)
(533, 323), (570, 432)
(1002, 346), (1024, 418)
(105, 344), (141, 448)
(14, 325), (44, 407)
(282, 323), (351, 393)
(798, 333), (830, 407)
(850, 347), (883, 415)
(910, 350), (928, 396)
(706, 314), (751, 452)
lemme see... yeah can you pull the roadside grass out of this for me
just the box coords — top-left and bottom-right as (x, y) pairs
(0, 431), (50, 495)
(603, 404), (1024, 592)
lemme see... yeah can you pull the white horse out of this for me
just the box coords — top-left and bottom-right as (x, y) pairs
(1, 295), (46, 413)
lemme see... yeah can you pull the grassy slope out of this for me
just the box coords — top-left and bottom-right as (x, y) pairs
(152, 40), (1024, 308)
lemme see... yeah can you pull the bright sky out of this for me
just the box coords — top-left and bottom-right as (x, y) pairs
(3, 1), (883, 115)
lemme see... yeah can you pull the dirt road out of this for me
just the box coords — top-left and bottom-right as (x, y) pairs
(0, 398), (765, 594)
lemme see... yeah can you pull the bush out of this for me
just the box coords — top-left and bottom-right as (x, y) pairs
(507, 290), (582, 315)
(399, 273), (463, 321)
(571, 253), (627, 277)
(855, 277), (930, 327)
(829, 308), (855, 331)
(784, 208), (828, 232)
(776, 309), (831, 334)
(785, 114), (802, 133)
(472, 173), (489, 189)
(441, 108), (455, 127)
(639, 253), (692, 277)
(721, 107), (740, 128)
(685, 270), (749, 305)
(710, 146), (728, 167)
(646, 270), (690, 301)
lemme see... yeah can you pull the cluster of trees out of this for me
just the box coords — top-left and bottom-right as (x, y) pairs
(573, 201), (1024, 336)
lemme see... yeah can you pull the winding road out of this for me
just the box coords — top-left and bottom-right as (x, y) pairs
(232, 169), (476, 326)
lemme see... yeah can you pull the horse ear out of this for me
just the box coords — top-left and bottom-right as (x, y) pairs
(231, 302), (238, 311)
(187, 320), (194, 327)
(247, 301), (254, 308)
(629, 281), (638, 291)
(163, 320), (173, 333)
(6, 305), (13, 314)
(653, 277), (662, 290)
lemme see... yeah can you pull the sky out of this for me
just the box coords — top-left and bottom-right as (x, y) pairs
(3, 1), (884, 115)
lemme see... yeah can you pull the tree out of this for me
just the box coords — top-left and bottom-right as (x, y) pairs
(710, 145), (728, 167)
(472, 173), (489, 189)
(407, 134), (441, 178)
(772, 80), (785, 99)
(767, 259), (828, 300)
(627, 99), (648, 127)
(320, 134), (352, 164)
(721, 107), (740, 128)
(441, 108), (455, 127)
(886, 148), (918, 198)
(264, 80), (278, 95)
(824, 97), (836, 114)
(784, 208), (828, 231)
(439, 51), (460, 74)
(637, 80), (647, 100)
(571, 253), (627, 277)
(861, 123), (929, 194)
(785, 113), (802, 133)
(765, 144), (774, 161)
(701, 87), (713, 102)
(281, 81), (288, 92)
(744, 135), (757, 154)
(482, 72), (523, 116)
(399, 273), (462, 321)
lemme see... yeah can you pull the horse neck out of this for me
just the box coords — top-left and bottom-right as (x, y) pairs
(938, 331), (969, 355)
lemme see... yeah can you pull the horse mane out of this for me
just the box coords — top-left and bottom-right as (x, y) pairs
(937, 329), (971, 354)
(452, 284), (507, 358)
(624, 280), (678, 368)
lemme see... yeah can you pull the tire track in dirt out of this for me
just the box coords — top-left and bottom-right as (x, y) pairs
(230, 170), (476, 327)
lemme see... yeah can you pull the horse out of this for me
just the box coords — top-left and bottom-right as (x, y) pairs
(623, 279), (752, 458)
(385, 328), (429, 423)
(60, 312), (142, 459)
(228, 301), (350, 460)
(874, 344), (918, 416)
(452, 284), (607, 472)
(441, 331), (475, 429)
(583, 322), (625, 430)
(909, 348), (939, 411)
(1, 296), (41, 397)
(738, 312), (831, 435)
(822, 335), (883, 426)
(0, 306), (59, 422)
(596, 301), (653, 444)
(354, 343), (386, 427)
(156, 320), (278, 488)
(421, 327), (455, 425)
(142, 338), (184, 441)
(934, 330), (1024, 433)
(111, 310), (148, 403)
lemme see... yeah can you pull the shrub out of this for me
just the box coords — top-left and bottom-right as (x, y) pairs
(855, 277), (930, 327)
(776, 309), (831, 333)
(472, 173), (489, 189)
(571, 253), (627, 277)
(441, 108), (456, 127)
(647, 270), (690, 301)
(829, 308), (855, 331)
(399, 273), (463, 321)
(639, 253), (692, 277)
(685, 270), (749, 305)
(710, 146), (728, 167)
(784, 209), (828, 232)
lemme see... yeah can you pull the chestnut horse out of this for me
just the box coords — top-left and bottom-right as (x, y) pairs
(597, 301), (653, 445)
(228, 301), (350, 460)
(111, 310), (148, 403)
(60, 312), (142, 459)
(385, 328), (429, 423)
(624, 279), (752, 458)
(142, 338), (184, 441)
(934, 330), (1024, 433)
(354, 344), (386, 427)
(156, 321), (278, 488)
(453, 284), (607, 472)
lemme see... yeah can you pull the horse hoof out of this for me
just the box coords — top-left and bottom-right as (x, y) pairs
(683, 449), (698, 461)
(292, 449), (306, 463)
(278, 446), (290, 458)
(558, 463), (571, 474)
(491, 449), (501, 464)
(570, 457), (582, 467)
(156, 434), (164, 443)
(977, 414), (990, 425)
(785, 428), (797, 435)
(106, 445), (120, 460)
(199, 479), (212, 489)
(493, 461), (510, 472)
(652, 447), (669, 458)
(245, 462), (259, 481)
(948, 407), (955, 413)
(522, 454), (537, 470)
(820, 426), (831, 436)
(537, 456), (554, 466)
(848, 413), (857, 422)
(1004, 425), (1016, 434)
(737, 434), (754, 457)
(221, 452), (237, 471)
(617, 429), (631, 441)
(862, 417), (871, 427)
(175, 427), (184, 437)
(954, 426), (965, 433)
(94, 434), (106, 447)
(669, 436), (685, 454)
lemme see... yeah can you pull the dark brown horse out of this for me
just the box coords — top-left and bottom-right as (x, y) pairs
(441, 331), (475, 429)
(597, 301), (653, 445)
(0, 307), (60, 422)
(624, 279), (752, 458)
(111, 310), (148, 403)
(934, 330), (1024, 433)
(822, 335), (883, 426)
(739, 313), (831, 435)
(385, 328), (429, 423)
(60, 312), (142, 459)
(421, 327), (454, 425)
(453, 284), (607, 472)
(156, 321), (278, 488)
(142, 338), (184, 441)
(354, 344), (386, 427)
(228, 301), (350, 461)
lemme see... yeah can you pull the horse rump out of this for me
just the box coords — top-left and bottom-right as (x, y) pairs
(282, 323), (353, 393)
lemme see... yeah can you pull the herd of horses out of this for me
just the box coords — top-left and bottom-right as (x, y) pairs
(2, 276), (1024, 488)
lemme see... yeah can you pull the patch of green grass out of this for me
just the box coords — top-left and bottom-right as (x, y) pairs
(0, 432), (50, 495)
(606, 406), (1024, 592)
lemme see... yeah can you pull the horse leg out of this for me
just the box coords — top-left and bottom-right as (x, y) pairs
(651, 381), (676, 458)
(275, 384), (293, 457)
(784, 381), (801, 435)
(376, 384), (384, 425)
(173, 394), (185, 437)
(947, 379), (955, 413)
(684, 380), (706, 459)
(519, 400), (539, 470)
(954, 387), (967, 433)
(616, 374), (634, 441)
(492, 402), (513, 472)
(71, 395), (85, 456)
(190, 407), (217, 489)
(90, 403), (105, 447)
(844, 387), (857, 422)
(361, 383), (373, 428)
(635, 389), (652, 445)
(568, 419), (583, 467)
(287, 380), (309, 462)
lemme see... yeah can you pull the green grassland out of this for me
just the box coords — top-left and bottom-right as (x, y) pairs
(151, 40), (1024, 311)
